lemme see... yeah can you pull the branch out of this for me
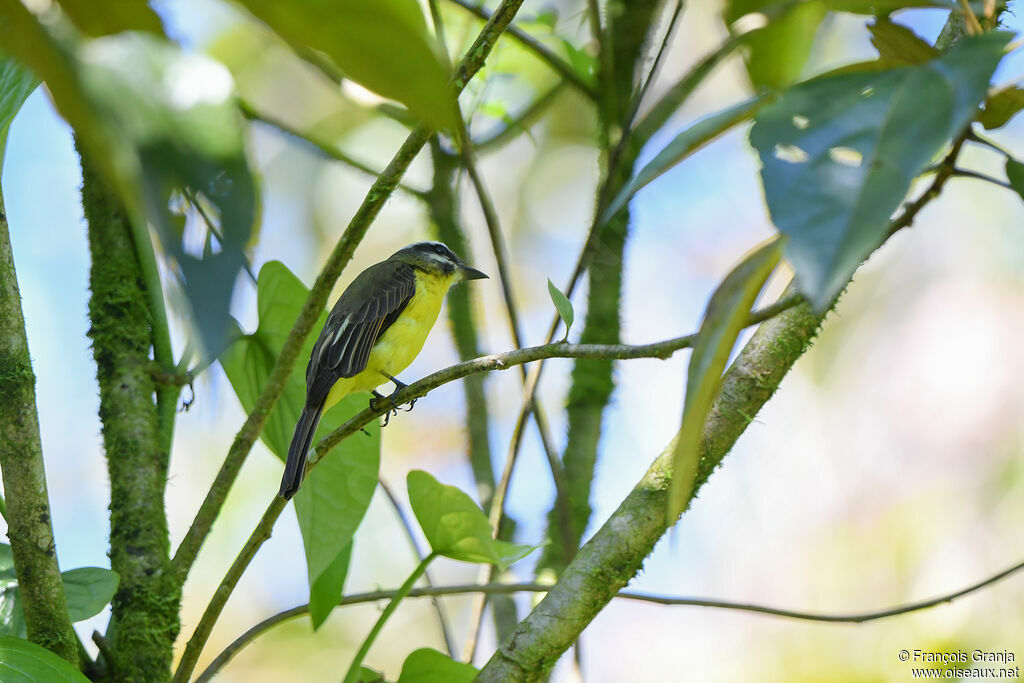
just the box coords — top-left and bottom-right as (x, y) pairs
(445, 0), (597, 101)
(198, 556), (1024, 680)
(0, 188), (79, 665)
(238, 100), (429, 201)
(473, 82), (567, 152)
(378, 479), (455, 656)
(170, 0), (531, 584)
(172, 3), (532, 678)
(81, 155), (179, 678)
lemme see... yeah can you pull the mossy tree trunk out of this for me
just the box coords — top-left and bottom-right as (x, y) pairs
(80, 156), (179, 681)
(0, 188), (81, 666)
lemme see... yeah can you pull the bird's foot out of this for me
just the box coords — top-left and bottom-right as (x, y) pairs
(370, 389), (401, 427)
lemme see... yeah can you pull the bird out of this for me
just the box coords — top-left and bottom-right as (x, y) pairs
(278, 241), (488, 499)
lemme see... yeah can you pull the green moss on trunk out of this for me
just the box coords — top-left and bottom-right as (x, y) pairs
(0, 189), (81, 666)
(80, 155), (179, 681)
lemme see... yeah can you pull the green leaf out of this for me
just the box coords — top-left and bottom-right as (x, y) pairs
(407, 471), (536, 569)
(308, 543), (351, 630)
(546, 278), (574, 341)
(0, 56), (39, 165)
(61, 568), (119, 622)
(868, 17), (938, 65)
(0, 547), (119, 638)
(220, 262), (380, 628)
(56, 0), (165, 37)
(980, 87), (1024, 130)
(727, 0), (826, 91)
(356, 667), (387, 682)
(0, 636), (90, 682)
(396, 648), (478, 683)
(667, 240), (782, 521)
(232, 0), (453, 129)
(604, 97), (766, 224)
(1005, 158), (1024, 201)
(0, 8), (258, 358)
(749, 32), (1010, 311)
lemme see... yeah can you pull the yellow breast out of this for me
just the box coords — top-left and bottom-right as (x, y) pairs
(325, 270), (454, 407)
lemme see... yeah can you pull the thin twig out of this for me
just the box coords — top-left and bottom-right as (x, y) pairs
(446, 0), (598, 101)
(171, 4), (535, 678)
(626, 0), (684, 133)
(238, 100), (429, 200)
(958, 0), (984, 35)
(312, 292), (802, 462)
(473, 81), (567, 152)
(196, 556), (1024, 680)
(952, 167), (1012, 189)
(378, 479), (455, 657)
(452, 109), (577, 657)
(170, 0), (530, 587)
(182, 187), (258, 284)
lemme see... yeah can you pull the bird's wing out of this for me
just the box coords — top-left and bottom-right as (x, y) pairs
(305, 260), (417, 403)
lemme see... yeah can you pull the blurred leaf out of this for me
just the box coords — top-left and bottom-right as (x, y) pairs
(0, 636), (90, 683)
(1005, 158), (1024, 201)
(407, 471), (536, 569)
(0, 5), (257, 357)
(868, 17), (937, 65)
(232, 0), (453, 128)
(749, 32), (1009, 310)
(220, 262), (380, 626)
(560, 39), (597, 86)
(61, 568), (119, 622)
(604, 97), (766, 224)
(727, 0), (826, 91)
(547, 278), (574, 341)
(309, 543), (351, 630)
(667, 240), (782, 521)
(396, 648), (478, 683)
(0, 56), (39, 164)
(56, 0), (164, 37)
(980, 88), (1024, 130)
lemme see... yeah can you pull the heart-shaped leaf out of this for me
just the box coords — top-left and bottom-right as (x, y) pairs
(407, 471), (536, 569)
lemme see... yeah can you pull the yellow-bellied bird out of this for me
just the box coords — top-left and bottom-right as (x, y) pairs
(279, 242), (487, 499)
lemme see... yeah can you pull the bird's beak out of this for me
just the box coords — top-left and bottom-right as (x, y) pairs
(459, 264), (488, 281)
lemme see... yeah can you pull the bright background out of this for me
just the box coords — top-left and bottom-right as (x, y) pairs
(3, 1), (1024, 681)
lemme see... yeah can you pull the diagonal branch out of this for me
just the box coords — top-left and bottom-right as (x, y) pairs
(170, 0), (531, 584)
(445, 0), (597, 101)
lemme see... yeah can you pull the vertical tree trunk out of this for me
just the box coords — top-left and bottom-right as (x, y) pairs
(0, 189), (81, 666)
(80, 157), (179, 681)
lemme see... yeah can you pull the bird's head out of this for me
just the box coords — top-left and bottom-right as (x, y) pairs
(391, 241), (488, 282)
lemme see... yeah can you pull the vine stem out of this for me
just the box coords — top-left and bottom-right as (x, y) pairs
(197, 556), (1024, 680)
(342, 553), (438, 683)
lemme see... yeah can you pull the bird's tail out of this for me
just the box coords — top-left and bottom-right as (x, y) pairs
(279, 402), (324, 499)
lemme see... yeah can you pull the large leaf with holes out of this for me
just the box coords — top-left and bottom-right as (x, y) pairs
(750, 32), (1009, 310)
(220, 261), (380, 631)
(233, 0), (452, 128)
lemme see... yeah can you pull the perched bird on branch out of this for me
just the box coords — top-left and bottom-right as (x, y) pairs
(279, 241), (487, 499)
